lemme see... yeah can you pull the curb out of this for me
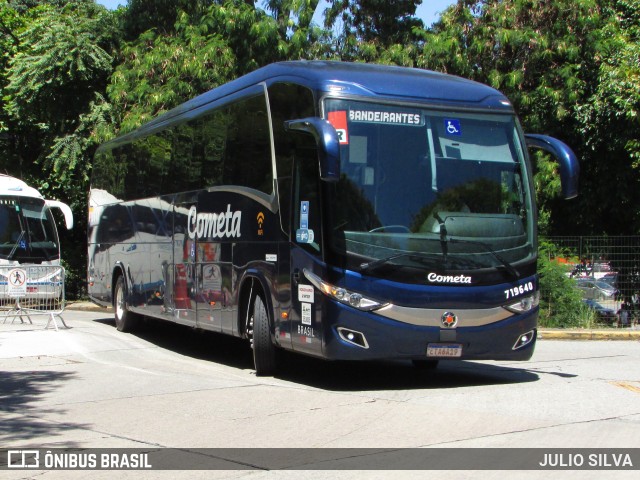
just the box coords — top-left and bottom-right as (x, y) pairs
(538, 328), (640, 341)
(66, 302), (112, 313)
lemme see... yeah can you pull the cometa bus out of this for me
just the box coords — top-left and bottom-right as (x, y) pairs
(88, 61), (579, 375)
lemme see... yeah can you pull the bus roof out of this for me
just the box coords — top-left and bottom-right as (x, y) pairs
(0, 174), (43, 199)
(107, 61), (514, 145)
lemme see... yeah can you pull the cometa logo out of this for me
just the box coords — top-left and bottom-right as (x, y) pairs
(187, 205), (242, 239)
(427, 273), (472, 284)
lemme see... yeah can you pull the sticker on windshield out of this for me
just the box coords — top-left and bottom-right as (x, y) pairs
(444, 119), (462, 136)
(328, 111), (349, 145)
(296, 228), (314, 244)
(349, 110), (423, 126)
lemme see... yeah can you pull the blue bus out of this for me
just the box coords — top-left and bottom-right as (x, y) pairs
(88, 61), (578, 375)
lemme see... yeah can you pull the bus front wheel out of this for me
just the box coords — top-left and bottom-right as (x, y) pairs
(114, 276), (138, 332)
(249, 294), (276, 376)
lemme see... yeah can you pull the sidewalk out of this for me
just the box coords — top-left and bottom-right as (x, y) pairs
(61, 302), (640, 341)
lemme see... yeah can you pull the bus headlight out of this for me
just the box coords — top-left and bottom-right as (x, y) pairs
(505, 291), (540, 313)
(303, 269), (387, 312)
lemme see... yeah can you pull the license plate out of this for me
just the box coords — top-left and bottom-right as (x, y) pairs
(427, 343), (462, 358)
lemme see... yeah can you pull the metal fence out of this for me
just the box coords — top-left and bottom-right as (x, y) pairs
(0, 265), (68, 330)
(544, 236), (640, 327)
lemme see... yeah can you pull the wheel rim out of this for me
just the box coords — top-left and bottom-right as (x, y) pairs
(247, 313), (254, 348)
(116, 284), (124, 320)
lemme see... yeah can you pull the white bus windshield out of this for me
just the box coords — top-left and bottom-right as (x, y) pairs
(0, 197), (60, 263)
(325, 99), (534, 273)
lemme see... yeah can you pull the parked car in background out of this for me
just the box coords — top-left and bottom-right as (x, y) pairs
(570, 262), (618, 280)
(575, 277), (619, 300)
(582, 299), (618, 326)
(591, 262), (615, 279)
(599, 272), (618, 287)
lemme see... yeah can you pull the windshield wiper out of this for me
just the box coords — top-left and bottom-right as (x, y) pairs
(432, 212), (519, 279)
(448, 237), (520, 279)
(433, 212), (449, 261)
(359, 252), (440, 273)
(7, 230), (26, 261)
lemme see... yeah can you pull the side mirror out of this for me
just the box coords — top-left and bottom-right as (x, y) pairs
(525, 134), (580, 199)
(284, 117), (340, 182)
(45, 199), (74, 229)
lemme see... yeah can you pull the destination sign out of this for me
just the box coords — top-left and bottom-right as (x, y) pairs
(349, 110), (423, 126)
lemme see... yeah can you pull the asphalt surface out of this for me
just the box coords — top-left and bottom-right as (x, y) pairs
(2, 302), (639, 479)
(65, 301), (640, 341)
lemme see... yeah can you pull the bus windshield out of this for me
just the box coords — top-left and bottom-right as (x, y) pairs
(0, 197), (60, 263)
(325, 98), (534, 275)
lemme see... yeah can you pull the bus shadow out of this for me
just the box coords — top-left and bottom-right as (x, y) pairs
(273, 351), (541, 391)
(95, 317), (540, 391)
(95, 316), (255, 371)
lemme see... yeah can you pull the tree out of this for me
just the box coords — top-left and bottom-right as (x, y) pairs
(323, 0), (424, 61)
(572, 0), (640, 233)
(108, 1), (288, 135)
(1, 1), (120, 297)
(122, 0), (217, 39)
(3, 1), (118, 192)
(0, 1), (23, 135)
(263, 0), (332, 59)
(538, 241), (594, 328)
(418, 0), (640, 235)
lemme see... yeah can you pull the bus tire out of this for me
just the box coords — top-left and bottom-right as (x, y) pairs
(114, 275), (138, 332)
(251, 294), (276, 376)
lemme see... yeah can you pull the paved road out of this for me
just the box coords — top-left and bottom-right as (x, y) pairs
(1, 310), (639, 479)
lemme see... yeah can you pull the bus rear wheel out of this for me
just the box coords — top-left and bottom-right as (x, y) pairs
(114, 276), (138, 332)
(249, 294), (276, 376)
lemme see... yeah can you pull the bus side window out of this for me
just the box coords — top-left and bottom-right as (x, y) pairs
(200, 112), (226, 189)
(223, 94), (273, 195)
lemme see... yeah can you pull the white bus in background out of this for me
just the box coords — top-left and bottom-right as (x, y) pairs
(0, 174), (73, 298)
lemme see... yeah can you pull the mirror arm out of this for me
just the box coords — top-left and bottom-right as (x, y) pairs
(284, 117), (340, 181)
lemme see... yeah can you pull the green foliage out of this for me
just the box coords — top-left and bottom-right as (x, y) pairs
(324, 0), (423, 60)
(418, 0), (602, 132)
(0, 1), (120, 299)
(418, 0), (640, 235)
(5, 12), (113, 126)
(570, 0), (640, 232)
(2, 0), (640, 299)
(2, 2), (118, 196)
(108, 25), (234, 134)
(538, 241), (595, 328)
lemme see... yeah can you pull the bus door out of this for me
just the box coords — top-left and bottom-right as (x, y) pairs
(171, 194), (197, 327)
(290, 138), (324, 356)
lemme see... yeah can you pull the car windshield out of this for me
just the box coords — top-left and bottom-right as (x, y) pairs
(324, 98), (534, 275)
(0, 197), (60, 263)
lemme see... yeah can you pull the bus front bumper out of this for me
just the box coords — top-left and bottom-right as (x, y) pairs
(320, 301), (538, 362)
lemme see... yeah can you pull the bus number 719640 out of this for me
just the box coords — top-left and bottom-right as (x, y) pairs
(505, 282), (535, 300)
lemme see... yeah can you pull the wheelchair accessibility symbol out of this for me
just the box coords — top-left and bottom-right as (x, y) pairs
(445, 119), (462, 136)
